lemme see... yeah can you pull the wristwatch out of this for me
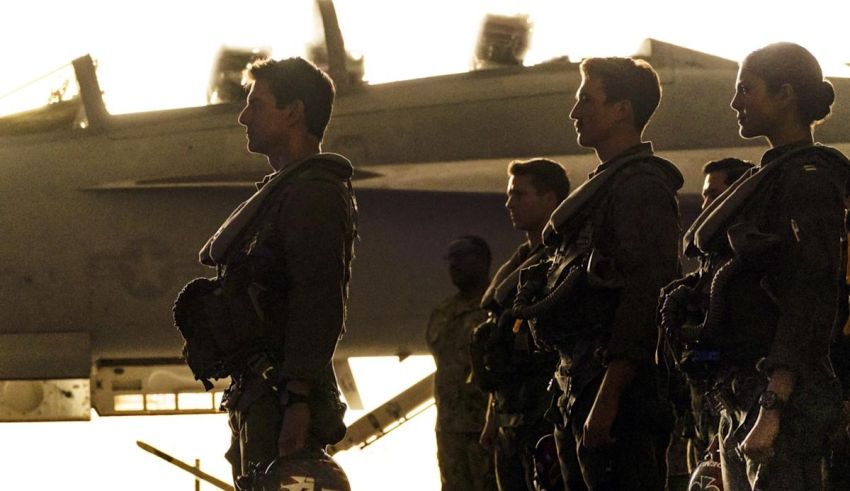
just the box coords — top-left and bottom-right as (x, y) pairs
(758, 390), (786, 411)
(282, 389), (310, 408)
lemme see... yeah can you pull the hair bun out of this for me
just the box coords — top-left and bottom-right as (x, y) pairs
(810, 80), (835, 122)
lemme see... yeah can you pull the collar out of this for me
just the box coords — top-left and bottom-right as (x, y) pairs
(760, 141), (813, 167)
(589, 142), (654, 178)
(255, 154), (315, 190)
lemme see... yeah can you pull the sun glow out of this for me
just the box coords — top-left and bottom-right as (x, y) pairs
(1, 0), (847, 116)
(0, 356), (437, 491)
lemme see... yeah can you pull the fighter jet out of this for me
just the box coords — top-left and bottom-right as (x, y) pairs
(1, 0), (849, 427)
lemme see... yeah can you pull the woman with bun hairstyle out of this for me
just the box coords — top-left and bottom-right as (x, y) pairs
(681, 42), (850, 490)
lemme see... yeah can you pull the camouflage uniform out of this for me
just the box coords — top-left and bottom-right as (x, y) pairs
(427, 293), (496, 491)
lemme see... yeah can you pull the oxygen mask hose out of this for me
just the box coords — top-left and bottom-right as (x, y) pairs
(512, 264), (583, 320)
(702, 257), (740, 337)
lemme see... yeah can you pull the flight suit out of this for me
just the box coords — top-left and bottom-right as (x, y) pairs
(826, 329), (850, 490)
(427, 293), (496, 491)
(544, 144), (682, 490)
(200, 154), (357, 485)
(688, 143), (850, 491)
(826, 214), (850, 490)
(479, 242), (560, 491)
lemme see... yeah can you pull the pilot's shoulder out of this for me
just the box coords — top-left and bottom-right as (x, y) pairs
(615, 155), (683, 195)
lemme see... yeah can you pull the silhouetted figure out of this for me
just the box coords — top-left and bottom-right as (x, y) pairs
(675, 157), (755, 475)
(523, 57), (683, 490)
(701, 158), (755, 209)
(427, 236), (497, 491)
(679, 42), (850, 491)
(196, 57), (356, 490)
(472, 158), (571, 491)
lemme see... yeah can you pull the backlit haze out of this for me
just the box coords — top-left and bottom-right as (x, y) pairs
(1, 0), (849, 489)
(1, 0), (848, 116)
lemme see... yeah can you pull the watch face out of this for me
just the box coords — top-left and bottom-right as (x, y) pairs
(759, 391), (779, 409)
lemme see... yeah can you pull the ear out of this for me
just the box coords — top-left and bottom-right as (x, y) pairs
(614, 99), (634, 126)
(283, 99), (306, 126)
(775, 83), (795, 109)
(543, 191), (560, 209)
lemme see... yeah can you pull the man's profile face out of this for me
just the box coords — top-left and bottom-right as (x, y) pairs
(505, 174), (558, 233)
(237, 79), (291, 157)
(569, 75), (620, 149)
(701, 171), (728, 210)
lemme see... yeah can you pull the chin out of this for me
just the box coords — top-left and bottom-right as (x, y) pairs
(738, 126), (759, 139)
(246, 141), (265, 155)
(576, 133), (595, 149)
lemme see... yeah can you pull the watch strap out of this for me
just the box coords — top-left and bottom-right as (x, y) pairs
(282, 390), (310, 408)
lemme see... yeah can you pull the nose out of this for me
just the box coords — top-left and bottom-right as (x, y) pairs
(569, 101), (580, 120)
(505, 195), (514, 209)
(730, 91), (742, 113)
(238, 105), (250, 127)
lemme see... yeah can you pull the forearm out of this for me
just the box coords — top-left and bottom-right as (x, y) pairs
(582, 357), (637, 447)
(593, 358), (636, 410)
(765, 368), (795, 403)
(743, 368), (793, 462)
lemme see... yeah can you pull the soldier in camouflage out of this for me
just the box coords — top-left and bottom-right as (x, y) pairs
(427, 236), (497, 491)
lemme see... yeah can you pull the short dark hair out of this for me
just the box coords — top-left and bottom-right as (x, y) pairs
(744, 42), (834, 126)
(244, 57), (336, 140)
(452, 235), (491, 268)
(580, 57), (661, 133)
(703, 158), (754, 185)
(508, 158), (571, 201)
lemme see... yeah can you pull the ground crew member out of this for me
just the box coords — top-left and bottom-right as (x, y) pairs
(427, 236), (497, 491)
